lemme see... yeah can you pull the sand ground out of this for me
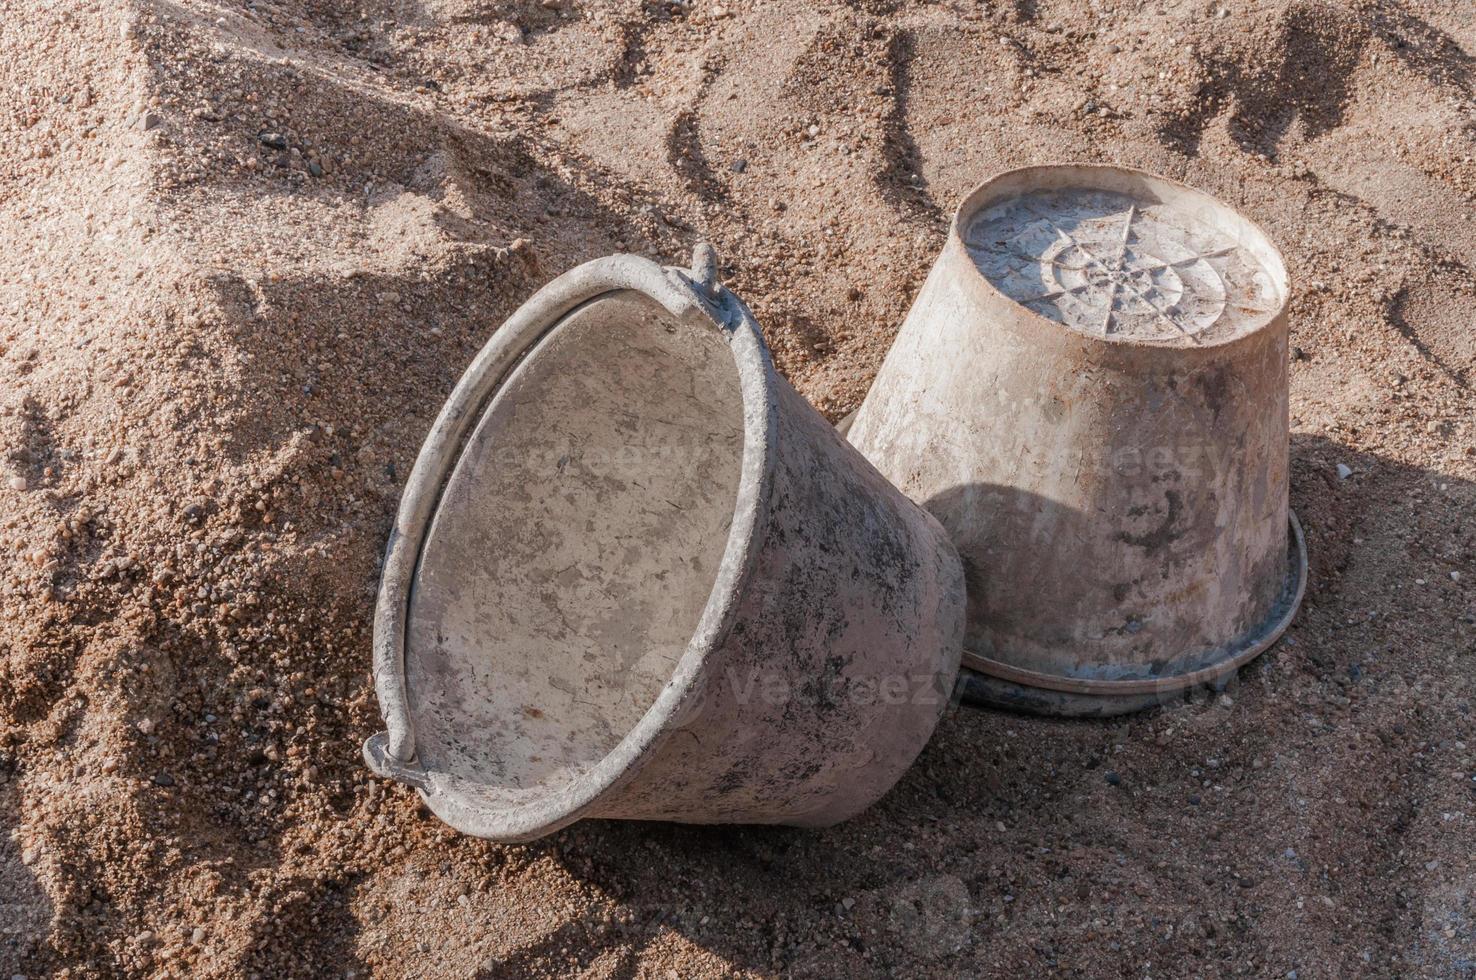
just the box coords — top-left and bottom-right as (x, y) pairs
(2, 0), (1475, 976)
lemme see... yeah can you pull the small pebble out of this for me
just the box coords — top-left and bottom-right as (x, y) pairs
(152, 772), (175, 787)
(1104, 771), (1121, 786)
(1336, 463), (1352, 480)
(730, 158), (748, 173)
(7, 475), (26, 491)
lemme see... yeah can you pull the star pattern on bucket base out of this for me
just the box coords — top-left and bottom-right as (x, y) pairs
(965, 188), (1282, 345)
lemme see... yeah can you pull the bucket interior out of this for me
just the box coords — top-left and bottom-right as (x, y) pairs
(404, 291), (745, 812)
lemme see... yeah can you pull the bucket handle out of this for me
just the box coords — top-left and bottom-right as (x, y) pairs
(362, 732), (430, 791)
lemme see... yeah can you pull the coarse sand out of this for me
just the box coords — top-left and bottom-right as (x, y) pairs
(2, 0), (1475, 976)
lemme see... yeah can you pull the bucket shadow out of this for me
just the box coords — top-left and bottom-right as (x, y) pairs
(919, 481), (1097, 663)
(521, 433), (1476, 976)
(0, 764), (51, 976)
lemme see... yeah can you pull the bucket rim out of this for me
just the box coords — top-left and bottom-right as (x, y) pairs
(366, 248), (780, 840)
(833, 411), (1308, 714)
(959, 508), (1309, 699)
(948, 162), (1293, 353)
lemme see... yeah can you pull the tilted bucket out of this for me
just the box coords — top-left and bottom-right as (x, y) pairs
(364, 247), (966, 840)
(847, 164), (1307, 717)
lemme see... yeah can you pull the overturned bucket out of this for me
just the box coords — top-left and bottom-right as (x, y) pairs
(365, 247), (965, 840)
(847, 164), (1307, 716)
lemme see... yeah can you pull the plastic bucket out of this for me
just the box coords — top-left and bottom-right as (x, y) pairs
(847, 165), (1307, 716)
(364, 247), (965, 839)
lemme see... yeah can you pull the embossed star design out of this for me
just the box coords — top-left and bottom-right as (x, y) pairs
(1024, 204), (1240, 342)
(969, 196), (1272, 344)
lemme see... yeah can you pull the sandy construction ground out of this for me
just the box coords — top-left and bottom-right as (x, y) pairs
(2, 0), (1476, 976)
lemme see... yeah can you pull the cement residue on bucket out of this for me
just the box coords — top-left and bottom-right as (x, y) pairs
(963, 187), (1285, 345)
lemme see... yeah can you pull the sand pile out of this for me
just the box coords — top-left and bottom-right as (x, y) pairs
(2, 0), (1474, 975)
